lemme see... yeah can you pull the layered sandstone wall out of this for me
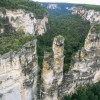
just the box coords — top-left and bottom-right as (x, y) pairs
(71, 7), (100, 23)
(60, 25), (100, 96)
(41, 36), (64, 100)
(0, 9), (48, 35)
(0, 39), (38, 100)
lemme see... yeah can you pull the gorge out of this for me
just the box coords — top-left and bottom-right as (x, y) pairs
(0, 1), (100, 100)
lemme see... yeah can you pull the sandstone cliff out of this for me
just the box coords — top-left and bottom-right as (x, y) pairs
(0, 35), (65, 100)
(41, 36), (64, 100)
(60, 24), (100, 96)
(0, 9), (48, 35)
(0, 5), (100, 100)
(71, 7), (100, 23)
(0, 24), (100, 100)
(0, 39), (38, 100)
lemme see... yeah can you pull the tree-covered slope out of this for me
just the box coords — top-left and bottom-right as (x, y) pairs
(63, 82), (100, 100)
(0, 1), (90, 72)
(37, 14), (90, 71)
(41, 3), (76, 16)
(0, 0), (47, 18)
(0, 0), (47, 54)
(78, 4), (100, 11)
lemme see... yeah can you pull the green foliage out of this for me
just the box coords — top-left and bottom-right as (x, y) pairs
(77, 4), (100, 11)
(83, 5), (100, 11)
(0, 1), (90, 72)
(0, 14), (90, 72)
(63, 82), (100, 100)
(48, 9), (71, 17)
(0, 0), (47, 18)
(42, 3), (76, 16)
(37, 14), (90, 71)
(92, 24), (100, 34)
(0, 33), (35, 54)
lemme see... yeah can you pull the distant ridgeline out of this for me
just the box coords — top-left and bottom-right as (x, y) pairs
(77, 4), (100, 11)
(41, 3), (100, 16)
(41, 2), (76, 9)
(41, 3), (77, 16)
(0, 0), (47, 18)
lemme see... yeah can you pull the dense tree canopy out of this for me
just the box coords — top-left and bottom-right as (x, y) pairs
(76, 4), (100, 11)
(0, 1), (99, 100)
(37, 14), (90, 71)
(63, 82), (100, 100)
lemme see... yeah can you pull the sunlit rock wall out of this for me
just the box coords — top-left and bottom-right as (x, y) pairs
(71, 7), (100, 23)
(0, 39), (38, 100)
(0, 9), (48, 35)
(41, 35), (64, 100)
(61, 25), (100, 96)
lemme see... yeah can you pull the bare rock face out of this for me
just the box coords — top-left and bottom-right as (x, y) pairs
(36, 16), (48, 35)
(47, 4), (59, 9)
(0, 9), (48, 35)
(0, 39), (38, 100)
(0, 34), (64, 100)
(61, 24), (100, 96)
(53, 36), (64, 85)
(41, 36), (64, 100)
(71, 7), (100, 23)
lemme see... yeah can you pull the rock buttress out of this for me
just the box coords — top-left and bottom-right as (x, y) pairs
(0, 9), (48, 35)
(41, 35), (64, 100)
(61, 24), (100, 96)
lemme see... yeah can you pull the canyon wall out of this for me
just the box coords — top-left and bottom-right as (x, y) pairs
(41, 35), (64, 100)
(71, 7), (100, 23)
(60, 24), (100, 96)
(0, 35), (65, 100)
(0, 6), (100, 100)
(0, 25), (100, 100)
(0, 9), (48, 35)
(0, 40), (38, 100)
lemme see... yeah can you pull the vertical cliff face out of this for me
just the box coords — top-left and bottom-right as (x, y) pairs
(36, 16), (48, 35)
(0, 35), (64, 100)
(41, 36), (64, 100)
(71, 7), (100, 23)
(53, 36), (64, 85)
(0, 9), (48, 35)
(0, 39), (38, 100)
(61, 24), (100, 95)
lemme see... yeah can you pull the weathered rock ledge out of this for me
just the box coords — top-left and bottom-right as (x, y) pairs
(0, 39), (38, 100)
(71, 7), (100, 23)
(0, 9), (48, 35)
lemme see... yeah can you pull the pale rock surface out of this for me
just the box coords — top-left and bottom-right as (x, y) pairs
(41, 36), (64, 100)
(0, 39), (38, 100)
(0, 9), (48, 35)
(1, 6), (100, 100)
(47, 4), (59, 9)
(60, 25), (100, 97)
(71, 7), (100, 23)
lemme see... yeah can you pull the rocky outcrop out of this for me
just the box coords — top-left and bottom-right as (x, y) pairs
(60, 24), (100, 96)
(0, 39), (38, 100)
(0, 9), (48, 35)
(71, 7), (100, 23)
(0, 23), (100, 100)
(47, 4), (59, 9)
(0, 35), (64, 100)
(41, 35), (64, 100)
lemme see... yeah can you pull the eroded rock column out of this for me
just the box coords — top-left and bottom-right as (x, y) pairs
(53, 35), (64, 85)
(41, 35), (64, 100)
